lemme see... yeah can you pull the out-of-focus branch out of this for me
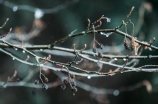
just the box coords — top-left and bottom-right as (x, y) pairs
(1, 0), (79, 14)
(0, 42), (157, 60)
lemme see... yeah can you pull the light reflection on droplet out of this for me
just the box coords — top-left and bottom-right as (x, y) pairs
(123, 58), (126, 61)
(114, 58), (117, 60)
(113, 90), (119, 96)
(13, 6), (18, 12)
(34, 9), (44, 19)
(87, 76), (91, 79)
(22, 50), (25, 53)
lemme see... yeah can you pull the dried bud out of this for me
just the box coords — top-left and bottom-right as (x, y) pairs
(61, 84), (66, 90)
(70, 74), (75, 79)
(92, 48), (97, 53)
(34, 79), (39, 85)
(98, 52), (103, 57)
(61, 77), (69, 84)
(153, 37), (156, 41)
(44, 77), (49, 82)
(71, 86), (77, 93)
(42, 84), (48, 90)
(71, 81), (76, 87)
(124, 39), (131, 50)
(98, 43), (103, 49)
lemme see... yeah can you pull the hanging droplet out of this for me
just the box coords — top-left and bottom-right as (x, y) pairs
(87, 76), (91, 79)
(40, 49), (43, 51)
(100, 32), (109, 37)
(12, 58), (15, 60)
(123, 58), (126, 61)
(113, 90), (119, 96)
(13, 6), (18, 12)
(23, 50), (25, 53)
(15, 48), (18, 50)
(34, 9), (44, 19)
(114, 58), (117, 61)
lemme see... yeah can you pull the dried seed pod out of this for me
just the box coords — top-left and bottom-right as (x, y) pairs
(34, 79), (39, 85)
(44, 77), (49, 82)
(42, 84), (48, 90)
(98, 52), (103, 57)
(61, 84), (66, 90)
(70, 74), (75, 79)
(92, 47), (97, 53)
(71, 86), (77, 93)
(98, 43), (104, 49)
(124, 39), (131, 50)
(61, 77), (69, 84)
(131, 37), (141, 55)
(70, 81), (76, 87)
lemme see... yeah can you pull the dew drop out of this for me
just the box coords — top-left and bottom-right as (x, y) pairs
(113, 90), (119, 96)
(15, 48), (18, 50)
(114, 58), (117, 61)
(123, 58), (126, 61)
(106, 34), (109, 37)
(23, 50), (25, 53)
(12, 58), (15, 60)
(40, 49), (43, 51)
(34, 9), (44, 19)
(87, 76), (91, 79)
(82, 31), (85, 34)
(100, 32), (104, 35)
(13, 6), (18, 12)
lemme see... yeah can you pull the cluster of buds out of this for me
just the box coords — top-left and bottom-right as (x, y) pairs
(87, 15), (111, 30)
(92, 42), (104, 53)
(42, 54), (51, 64)
(34, 75), (49, 90)
(0, 71), (20, 88)
(61, 74), (77, 95)
(144, 37), (156, 51)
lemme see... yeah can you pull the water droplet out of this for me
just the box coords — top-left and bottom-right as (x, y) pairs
(123, 58), (126, 61)
(3, 84), (7, 88)
(34, 9), (44, 19)
(100, 32), (109, 37)
(106, 18), (111, 22)
(113, 90), (119, 96)
(100, 32), (104, 35)
(23, 50), (25, 53)
(13, 6), (18, 12)
(114, 58), (117, 61)
(40, 49), (43, 51)
(87, 76), (91, 79)
(12, 58), (15, 60)
(82, 31), (85, 34)
(15, 48), (18, 50)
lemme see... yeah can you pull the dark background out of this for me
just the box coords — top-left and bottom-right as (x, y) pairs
(0, 0), (158, 104)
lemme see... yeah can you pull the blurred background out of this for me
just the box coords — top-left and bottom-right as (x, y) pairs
(0, 0), (158, 104)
